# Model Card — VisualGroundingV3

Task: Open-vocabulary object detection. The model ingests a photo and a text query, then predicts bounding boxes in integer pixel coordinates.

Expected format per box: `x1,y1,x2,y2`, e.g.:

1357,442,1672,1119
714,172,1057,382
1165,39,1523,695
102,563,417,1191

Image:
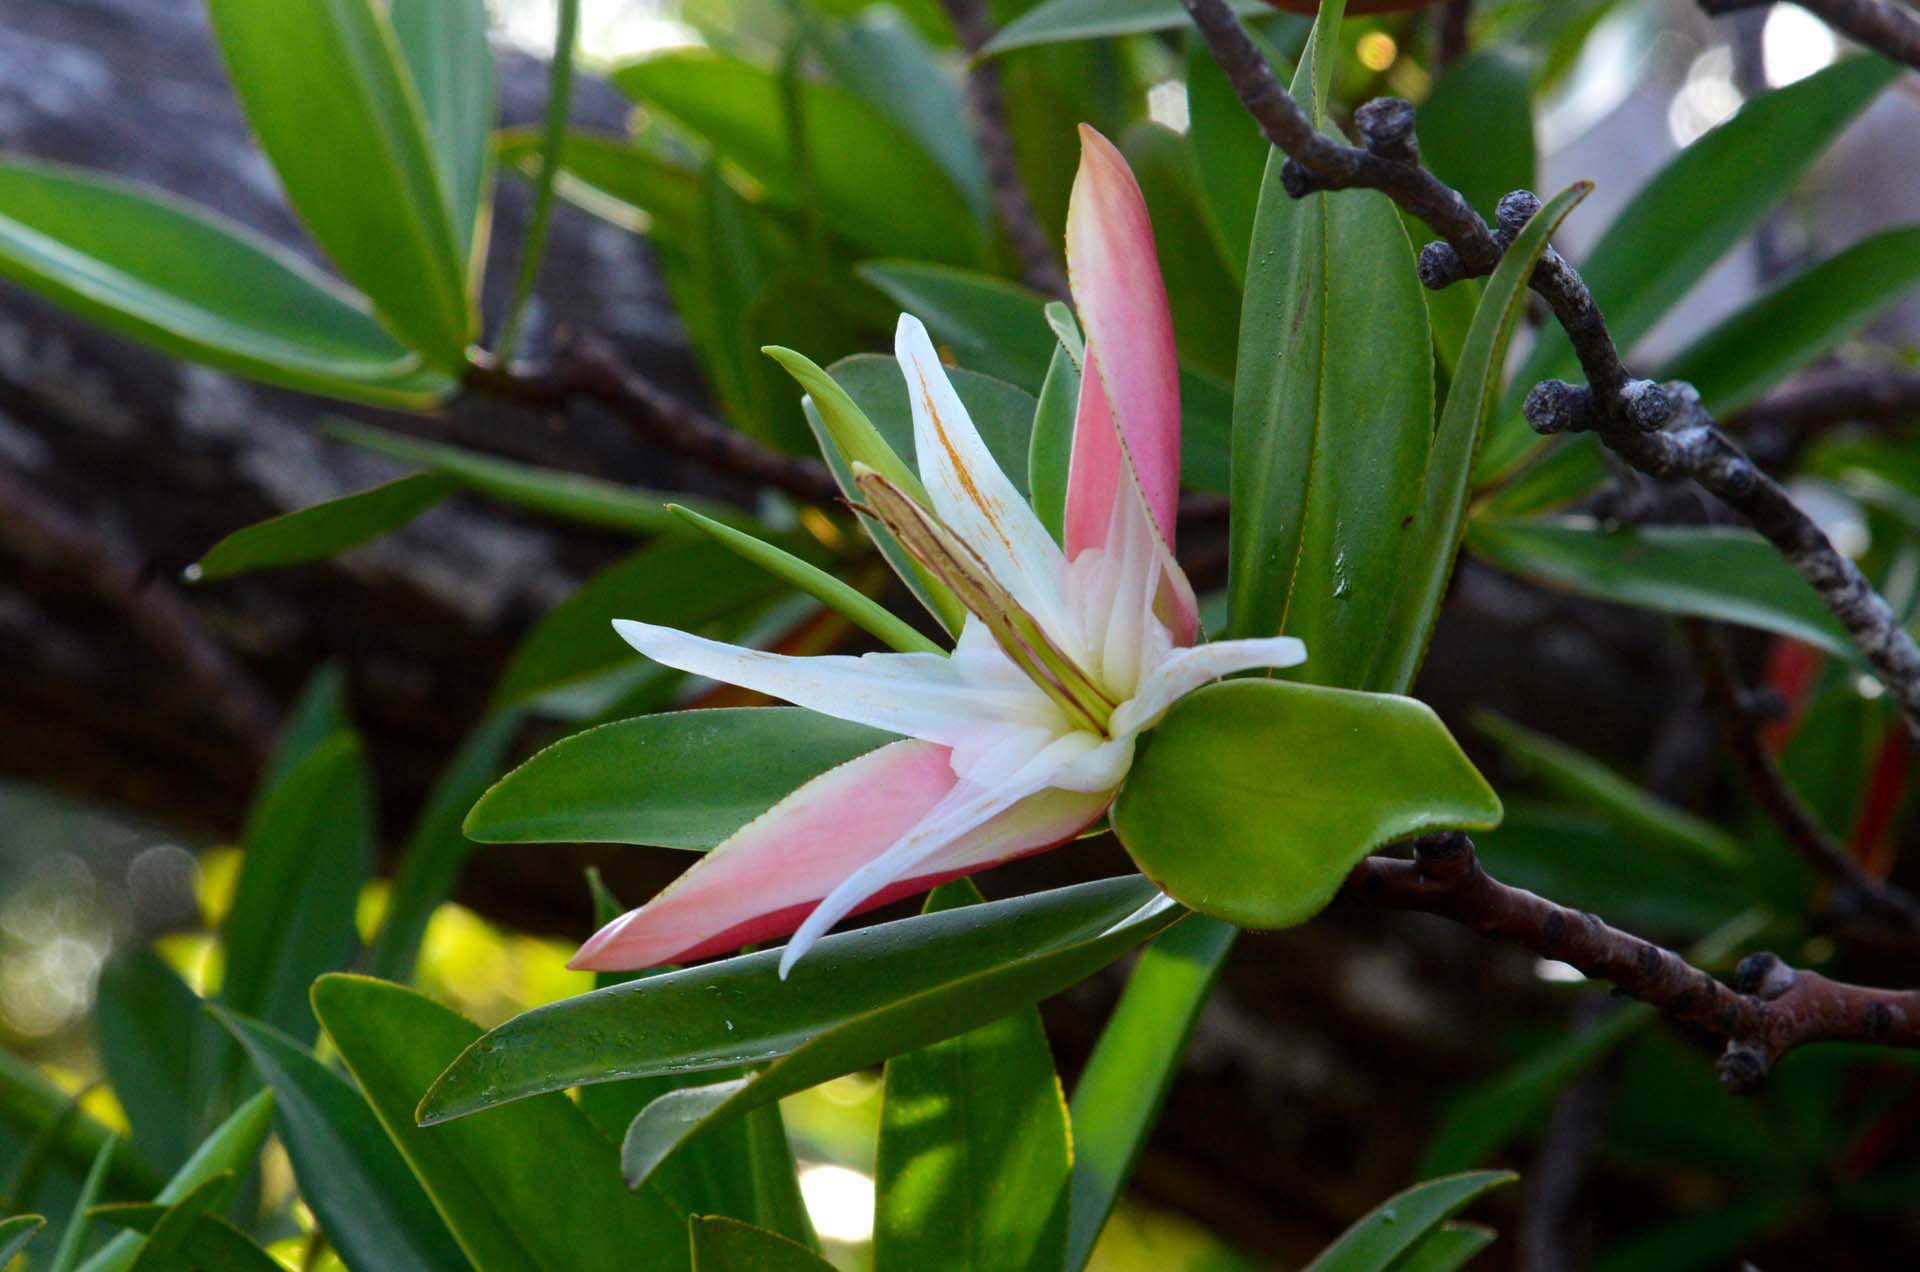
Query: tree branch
1685,620,1920,939
1723,366,1920,439
467,338,843,505
1701,0,1920,70
939,0,1070,300
1435,0,1473,72
1180,0,1920,735
1341,834,1920,1091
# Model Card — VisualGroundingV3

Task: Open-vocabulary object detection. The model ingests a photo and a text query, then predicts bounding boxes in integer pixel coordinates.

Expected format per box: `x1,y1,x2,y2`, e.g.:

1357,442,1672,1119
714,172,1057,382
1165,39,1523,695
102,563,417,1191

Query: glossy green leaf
1369,184,1589,694
1657,226,1920,414
368,709,525,982
1122,122,1240,381
983,0,1269,55
328,420,715,537
418,878,1181,1131
1228,10,1435,688
92,949,203,1172
1417,51,1536,222
691,1217,835,1272
49,1136,117,1272
495,130,701,237
389,0,493,268
0,1215,45,1264
1304,1171,1515,1272
874,882,1071,1272
1419,1002,1653,1177
0,160,450,406
222,733,374,1043
1480,54,1902,478
207,0,472,366
1476,711,1743,868
1389,1224,1498,1272
1466,517,1855,659
493,0,578,362
464,708,894,848
493,538,784,709
813,11,989,228
1065,916,1235,1272
1113,680,1501,929
1185,31,1292,282
1029,339,1081,545
190,473,454,582
312,976,691,1272
615,51,980,264
668,505,940,655
858,262,1056,391
213,1007,467,1272
95,1196,282,1272
76,1091,275,1272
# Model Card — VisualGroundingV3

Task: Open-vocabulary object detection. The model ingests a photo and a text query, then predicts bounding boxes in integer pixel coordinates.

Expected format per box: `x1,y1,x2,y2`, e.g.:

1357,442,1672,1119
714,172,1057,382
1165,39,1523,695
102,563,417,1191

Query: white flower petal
1111,636,1309,739
613,619,1059,745
895,315,1079,654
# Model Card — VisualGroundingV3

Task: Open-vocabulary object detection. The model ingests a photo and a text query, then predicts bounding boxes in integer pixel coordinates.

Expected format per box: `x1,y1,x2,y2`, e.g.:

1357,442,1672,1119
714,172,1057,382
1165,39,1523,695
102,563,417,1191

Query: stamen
853,467,1115,733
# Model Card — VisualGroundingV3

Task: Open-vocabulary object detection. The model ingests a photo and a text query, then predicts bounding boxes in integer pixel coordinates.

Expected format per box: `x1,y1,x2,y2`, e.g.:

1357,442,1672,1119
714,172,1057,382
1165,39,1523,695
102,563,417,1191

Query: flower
572,126,1306,977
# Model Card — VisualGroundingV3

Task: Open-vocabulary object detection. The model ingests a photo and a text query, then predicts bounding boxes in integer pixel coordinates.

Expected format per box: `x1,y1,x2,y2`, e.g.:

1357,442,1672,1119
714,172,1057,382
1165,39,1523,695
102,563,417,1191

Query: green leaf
1185,31,1292,282
1304,1171,1515,1272
495,130,701,238
813,11,989,229
668,505,940,655
368,709,524,983
327,420,716,537
983,0,1269,55
93,950,203,1171
1419,1002,1653,1177
0,160,450,407
1227,11,1435,690
417,878,1181,1131
190,473,454,582
874,882,1071,1272
493,537,785,709
1656,226,1920,415
1466,517,1855,660
691,1217,836,1272
1388,1224,1498,1272
615,50,981,264
263,663,351,790
1475,712,1743,868
49,1136,117,1272
1416,51,1536,222
75,1091,275,1272
212,1007,467,1272
0,1052,159,1203
1369,184,1589,694
206,0,471,366
493,0,579,363
1121,122,1240,382
311,976,691,1272
464,708,895,848
1065,916,1235,1272
1112,680,1501,929
0,1215,45,1264
96,1197,282,1272
222,733,374,1043
389,0,494,268
1029,340,1081,545
1479,54,1903,478
857,262,1056,391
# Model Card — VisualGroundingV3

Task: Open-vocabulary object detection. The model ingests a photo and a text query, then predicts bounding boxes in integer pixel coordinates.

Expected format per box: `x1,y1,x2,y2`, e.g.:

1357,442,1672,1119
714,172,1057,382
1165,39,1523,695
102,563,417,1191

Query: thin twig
467,338,843,504
1702,0,1920,70
0,466,278,754
1180,0,1920,735
1341,834,1920,1091
1684,620,1920,937
493,0,581,362
940,0,1071,300
1724,367,1920,439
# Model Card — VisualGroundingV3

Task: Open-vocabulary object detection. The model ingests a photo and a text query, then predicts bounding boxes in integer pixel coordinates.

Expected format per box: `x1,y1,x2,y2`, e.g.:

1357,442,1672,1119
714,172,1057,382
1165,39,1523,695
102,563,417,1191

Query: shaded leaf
984,0,1269,55
389,0,494,266
191,473,454,582
691,1217,835,1272
93,950,203,1171
1304,1171,1515,1272
1417,51,1536,222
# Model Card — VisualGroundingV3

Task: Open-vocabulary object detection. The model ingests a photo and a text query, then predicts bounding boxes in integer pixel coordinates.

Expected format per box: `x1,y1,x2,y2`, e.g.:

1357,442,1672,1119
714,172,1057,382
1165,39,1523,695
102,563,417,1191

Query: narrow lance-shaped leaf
0,160,450,407
389,0,494,270
492,0,578,362
1303,1171,1516,1272
982,0,1271,56
190,473,455,582
206,0,473,366
49,1135,117,1272
93,949,205,1172
691,1217,836,1272
0,1216,45,1265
